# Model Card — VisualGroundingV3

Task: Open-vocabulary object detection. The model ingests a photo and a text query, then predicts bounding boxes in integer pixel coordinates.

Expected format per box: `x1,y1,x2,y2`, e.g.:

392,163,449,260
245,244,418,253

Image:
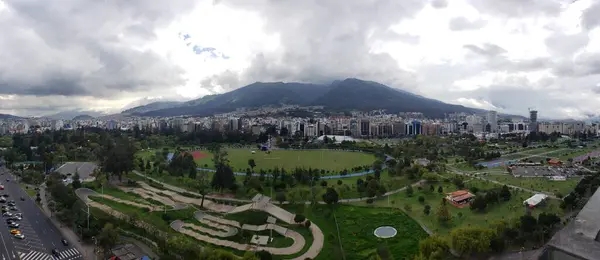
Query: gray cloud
467,0,568,17
463,43,507,57
430,0,448,9
0,0,195,98
449,17,487,31
544,31,589,56
582,1,600,30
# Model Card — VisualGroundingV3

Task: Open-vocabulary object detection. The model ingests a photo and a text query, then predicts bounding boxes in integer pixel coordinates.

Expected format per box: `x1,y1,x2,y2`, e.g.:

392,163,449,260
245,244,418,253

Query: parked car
10,229,20,235
13,233,24,239
51,249,60,257
2,212,12,217
8,223,19,228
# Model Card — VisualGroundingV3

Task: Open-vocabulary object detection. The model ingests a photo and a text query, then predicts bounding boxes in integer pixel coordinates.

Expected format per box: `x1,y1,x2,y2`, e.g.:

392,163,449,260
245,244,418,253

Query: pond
373,226,397,239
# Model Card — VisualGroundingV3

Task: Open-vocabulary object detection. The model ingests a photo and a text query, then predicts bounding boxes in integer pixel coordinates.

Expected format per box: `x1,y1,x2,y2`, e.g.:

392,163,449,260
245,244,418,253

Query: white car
2,212,12,217
13,233,24,239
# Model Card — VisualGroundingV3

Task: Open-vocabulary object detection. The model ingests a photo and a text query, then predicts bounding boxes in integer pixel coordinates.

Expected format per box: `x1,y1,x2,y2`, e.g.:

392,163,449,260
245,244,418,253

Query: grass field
139,148,376,173
285,204,427,260
484,174,580,196
355,179,564,234
194,149,376,172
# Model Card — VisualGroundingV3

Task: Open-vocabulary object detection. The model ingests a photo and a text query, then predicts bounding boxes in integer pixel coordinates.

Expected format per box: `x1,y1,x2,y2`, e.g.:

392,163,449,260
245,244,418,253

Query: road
0,167,83,260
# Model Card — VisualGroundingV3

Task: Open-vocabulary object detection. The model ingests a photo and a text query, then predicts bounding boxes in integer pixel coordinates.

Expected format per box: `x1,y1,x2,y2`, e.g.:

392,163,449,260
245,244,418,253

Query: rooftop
543,188,600,260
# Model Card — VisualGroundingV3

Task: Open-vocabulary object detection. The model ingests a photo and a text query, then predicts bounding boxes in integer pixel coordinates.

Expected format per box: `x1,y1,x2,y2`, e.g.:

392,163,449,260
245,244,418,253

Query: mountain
121,101,183,115
142,78,478,117
142,82,329,117
312,78,477,116
72,114,95,121
45,110,107,120
0,113,21,119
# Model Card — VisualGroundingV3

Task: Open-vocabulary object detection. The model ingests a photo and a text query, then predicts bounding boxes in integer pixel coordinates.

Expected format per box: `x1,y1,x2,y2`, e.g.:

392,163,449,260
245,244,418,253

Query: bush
366,198,374,204
418,196,425,204
294,214,306,223
304,221,312,228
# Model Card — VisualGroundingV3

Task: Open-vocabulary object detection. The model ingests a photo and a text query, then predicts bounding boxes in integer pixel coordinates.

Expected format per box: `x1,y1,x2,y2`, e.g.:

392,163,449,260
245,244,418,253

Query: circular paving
373,226,397,239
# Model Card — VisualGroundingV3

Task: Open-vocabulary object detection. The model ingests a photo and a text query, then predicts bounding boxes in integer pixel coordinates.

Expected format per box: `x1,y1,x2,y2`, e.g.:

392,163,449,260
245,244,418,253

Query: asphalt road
0,167,83,260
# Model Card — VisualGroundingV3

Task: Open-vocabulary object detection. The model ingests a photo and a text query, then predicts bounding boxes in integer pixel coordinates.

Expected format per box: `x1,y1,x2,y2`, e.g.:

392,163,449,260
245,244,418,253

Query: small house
445,190,475,205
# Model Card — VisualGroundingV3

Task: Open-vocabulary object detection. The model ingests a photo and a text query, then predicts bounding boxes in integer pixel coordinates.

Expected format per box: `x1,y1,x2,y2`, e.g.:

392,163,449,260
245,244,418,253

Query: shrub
366,198,374,204
418,196,425,204
304,221,312,228
294,214,306,223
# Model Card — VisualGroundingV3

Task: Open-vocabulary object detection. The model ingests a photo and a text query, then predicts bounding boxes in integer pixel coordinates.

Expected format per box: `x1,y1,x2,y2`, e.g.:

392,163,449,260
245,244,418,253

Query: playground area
76,182,323,260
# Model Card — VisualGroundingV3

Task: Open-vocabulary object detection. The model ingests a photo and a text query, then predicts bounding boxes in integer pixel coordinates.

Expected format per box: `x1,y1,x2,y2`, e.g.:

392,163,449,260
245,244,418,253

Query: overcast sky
1,0,600,119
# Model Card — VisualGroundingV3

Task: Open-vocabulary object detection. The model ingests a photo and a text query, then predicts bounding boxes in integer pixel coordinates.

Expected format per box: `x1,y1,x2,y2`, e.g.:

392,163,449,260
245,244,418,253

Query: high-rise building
360,119,370,136
529,110,538,133
487,110,498,133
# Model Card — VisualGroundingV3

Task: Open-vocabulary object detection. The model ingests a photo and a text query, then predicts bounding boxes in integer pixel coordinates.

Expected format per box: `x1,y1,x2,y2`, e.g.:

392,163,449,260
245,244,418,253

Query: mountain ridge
0,113,21,120
139,78,479,118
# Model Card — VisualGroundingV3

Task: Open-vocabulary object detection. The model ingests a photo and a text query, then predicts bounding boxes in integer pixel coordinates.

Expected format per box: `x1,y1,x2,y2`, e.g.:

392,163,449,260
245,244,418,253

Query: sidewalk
39,185,96,260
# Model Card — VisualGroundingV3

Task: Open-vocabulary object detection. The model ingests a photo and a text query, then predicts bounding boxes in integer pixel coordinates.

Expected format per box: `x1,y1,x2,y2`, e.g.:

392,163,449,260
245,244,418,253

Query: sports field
193,149,375,172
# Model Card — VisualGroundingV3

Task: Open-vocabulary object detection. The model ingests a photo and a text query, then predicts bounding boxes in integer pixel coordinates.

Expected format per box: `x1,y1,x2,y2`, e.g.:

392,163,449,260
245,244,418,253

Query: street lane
0,167,83,260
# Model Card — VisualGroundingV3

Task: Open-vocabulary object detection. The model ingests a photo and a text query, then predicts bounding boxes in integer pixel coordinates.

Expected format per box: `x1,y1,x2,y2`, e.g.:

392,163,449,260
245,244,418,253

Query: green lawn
20,184,37,197
88,196,196,231
141,148,376,173
484,174,580,196
354,179,564,235
285,204,427,260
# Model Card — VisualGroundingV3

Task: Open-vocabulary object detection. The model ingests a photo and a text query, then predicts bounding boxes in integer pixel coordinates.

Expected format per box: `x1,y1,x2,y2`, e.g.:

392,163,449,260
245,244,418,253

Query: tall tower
487,110,498,133
529,109,538,132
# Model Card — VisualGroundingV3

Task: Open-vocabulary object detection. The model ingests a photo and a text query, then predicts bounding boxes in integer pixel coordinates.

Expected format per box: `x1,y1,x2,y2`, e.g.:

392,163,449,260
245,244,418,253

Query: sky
1,0,600,119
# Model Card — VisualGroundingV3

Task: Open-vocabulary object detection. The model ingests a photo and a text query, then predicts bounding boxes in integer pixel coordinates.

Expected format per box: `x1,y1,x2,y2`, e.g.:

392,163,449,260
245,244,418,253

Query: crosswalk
18,248,82,260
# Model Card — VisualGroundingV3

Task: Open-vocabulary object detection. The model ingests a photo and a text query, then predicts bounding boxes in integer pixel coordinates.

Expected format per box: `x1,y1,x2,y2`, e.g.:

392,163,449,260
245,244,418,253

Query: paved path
448,167,559,199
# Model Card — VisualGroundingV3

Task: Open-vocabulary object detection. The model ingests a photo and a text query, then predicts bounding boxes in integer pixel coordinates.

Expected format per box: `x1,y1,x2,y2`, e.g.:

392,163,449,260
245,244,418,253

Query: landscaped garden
284,204,428,260
354,178,564,235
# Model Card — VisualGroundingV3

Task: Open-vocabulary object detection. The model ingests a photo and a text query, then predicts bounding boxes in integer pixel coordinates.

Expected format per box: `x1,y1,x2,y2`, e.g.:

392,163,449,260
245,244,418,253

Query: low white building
524,193,549,208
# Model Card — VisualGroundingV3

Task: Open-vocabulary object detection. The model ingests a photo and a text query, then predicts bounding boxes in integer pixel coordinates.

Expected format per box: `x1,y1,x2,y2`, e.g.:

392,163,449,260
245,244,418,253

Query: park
13,129,600,260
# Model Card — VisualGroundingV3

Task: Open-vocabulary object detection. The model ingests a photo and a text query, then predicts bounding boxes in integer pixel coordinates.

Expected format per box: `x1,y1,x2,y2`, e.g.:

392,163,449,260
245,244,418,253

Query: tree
188,167,197,179
437,199,451,224
71,172,82,189
275,192,286,204
423,205,431,215
418,235,449,260
322,187,339,205
248,159,256,171
210,144,235,191
405,185,414,197
422,172,439,183
418,196,425,204
429,184,435,193
437,186,443,194
470,196,487,212
499,185,511,201
97,223,120,253
450,227,494,256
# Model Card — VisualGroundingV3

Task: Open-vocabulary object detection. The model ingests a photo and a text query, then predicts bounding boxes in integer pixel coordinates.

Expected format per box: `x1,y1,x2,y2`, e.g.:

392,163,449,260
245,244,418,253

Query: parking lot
8,213,47,253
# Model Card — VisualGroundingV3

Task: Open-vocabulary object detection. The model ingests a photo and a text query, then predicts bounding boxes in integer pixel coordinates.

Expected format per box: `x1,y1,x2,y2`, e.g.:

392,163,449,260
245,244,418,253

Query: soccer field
194,149,376,172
